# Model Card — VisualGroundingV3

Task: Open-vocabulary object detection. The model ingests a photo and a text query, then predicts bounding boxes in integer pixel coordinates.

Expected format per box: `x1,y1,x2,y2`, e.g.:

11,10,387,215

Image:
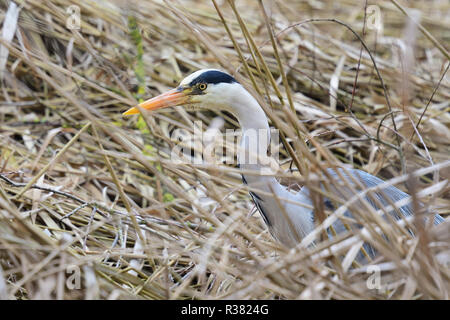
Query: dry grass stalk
0,0,449,299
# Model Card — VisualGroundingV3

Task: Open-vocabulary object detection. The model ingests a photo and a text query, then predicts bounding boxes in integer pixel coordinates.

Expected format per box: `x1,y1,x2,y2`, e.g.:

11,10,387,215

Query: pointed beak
123,87,190,116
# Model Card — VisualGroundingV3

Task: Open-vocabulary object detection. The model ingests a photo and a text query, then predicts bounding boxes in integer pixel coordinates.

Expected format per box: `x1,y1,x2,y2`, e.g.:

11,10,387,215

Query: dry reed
0,0,449,299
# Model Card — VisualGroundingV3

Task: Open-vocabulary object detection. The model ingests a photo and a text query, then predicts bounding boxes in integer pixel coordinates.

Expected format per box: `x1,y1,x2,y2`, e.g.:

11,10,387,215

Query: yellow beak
122,88,190,116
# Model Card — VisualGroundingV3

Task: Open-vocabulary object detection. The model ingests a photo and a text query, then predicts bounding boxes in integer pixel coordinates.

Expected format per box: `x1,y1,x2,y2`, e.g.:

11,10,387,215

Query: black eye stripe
189,70,238,86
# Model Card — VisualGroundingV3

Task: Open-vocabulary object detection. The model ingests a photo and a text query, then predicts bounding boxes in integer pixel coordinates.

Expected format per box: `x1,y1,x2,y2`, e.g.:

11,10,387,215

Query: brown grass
0,0,449,299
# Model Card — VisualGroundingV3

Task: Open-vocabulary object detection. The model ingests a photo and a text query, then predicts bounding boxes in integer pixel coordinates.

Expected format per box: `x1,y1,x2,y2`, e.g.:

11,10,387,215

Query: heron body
123,69,444,255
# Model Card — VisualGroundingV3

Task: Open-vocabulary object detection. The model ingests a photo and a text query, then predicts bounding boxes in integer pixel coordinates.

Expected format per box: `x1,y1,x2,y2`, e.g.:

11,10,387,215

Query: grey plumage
265,168,444,260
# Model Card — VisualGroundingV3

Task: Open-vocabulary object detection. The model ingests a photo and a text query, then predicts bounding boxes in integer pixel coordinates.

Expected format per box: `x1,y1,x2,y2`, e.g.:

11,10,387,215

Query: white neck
225,87,296,230
201,80,314,245
230,87,278,189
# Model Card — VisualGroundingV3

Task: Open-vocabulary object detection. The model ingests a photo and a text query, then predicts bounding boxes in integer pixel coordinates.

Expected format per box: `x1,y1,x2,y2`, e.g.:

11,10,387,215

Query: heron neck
231,89,283,196
230,87,314,245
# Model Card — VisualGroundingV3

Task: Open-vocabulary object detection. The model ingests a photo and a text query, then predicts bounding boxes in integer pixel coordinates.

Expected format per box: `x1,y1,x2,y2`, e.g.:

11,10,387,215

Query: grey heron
123,69,444,257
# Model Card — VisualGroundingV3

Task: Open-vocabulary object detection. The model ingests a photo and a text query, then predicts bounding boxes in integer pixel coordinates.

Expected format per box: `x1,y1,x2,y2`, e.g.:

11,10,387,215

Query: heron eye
198,83,207,91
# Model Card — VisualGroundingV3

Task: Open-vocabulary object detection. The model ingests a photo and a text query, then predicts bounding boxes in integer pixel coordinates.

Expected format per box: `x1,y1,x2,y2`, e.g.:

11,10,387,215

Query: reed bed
0,0,449,299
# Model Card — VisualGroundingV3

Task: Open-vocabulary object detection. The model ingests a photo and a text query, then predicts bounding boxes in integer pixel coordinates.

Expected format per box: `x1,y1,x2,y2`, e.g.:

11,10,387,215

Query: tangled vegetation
0,0,449,299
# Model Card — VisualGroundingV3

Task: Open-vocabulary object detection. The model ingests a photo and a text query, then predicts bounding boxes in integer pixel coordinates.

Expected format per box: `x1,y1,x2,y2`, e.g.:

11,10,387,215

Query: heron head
122,69,240,115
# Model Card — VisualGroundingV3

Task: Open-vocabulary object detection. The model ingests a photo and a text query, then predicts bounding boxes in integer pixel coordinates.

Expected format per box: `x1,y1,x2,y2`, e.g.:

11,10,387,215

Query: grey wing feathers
249,191,272,227
325,168,444,225
327,168,411,217
316,168,444,261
